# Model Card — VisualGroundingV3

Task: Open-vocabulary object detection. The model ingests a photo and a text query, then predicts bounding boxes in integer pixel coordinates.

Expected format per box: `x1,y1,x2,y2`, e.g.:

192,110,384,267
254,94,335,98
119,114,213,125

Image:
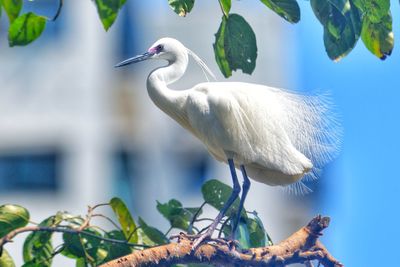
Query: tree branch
100,215,343,267
0,226,149,251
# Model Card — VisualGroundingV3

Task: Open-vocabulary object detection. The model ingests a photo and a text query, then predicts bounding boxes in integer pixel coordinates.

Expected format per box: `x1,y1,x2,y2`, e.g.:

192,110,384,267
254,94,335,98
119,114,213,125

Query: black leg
231,165,251,238
193,158,241,248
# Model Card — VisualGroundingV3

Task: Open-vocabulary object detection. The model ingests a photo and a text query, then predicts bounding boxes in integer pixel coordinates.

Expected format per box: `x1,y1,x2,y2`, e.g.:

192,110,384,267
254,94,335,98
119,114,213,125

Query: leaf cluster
169,0,395,77
0,179,272,266
0,0,396,77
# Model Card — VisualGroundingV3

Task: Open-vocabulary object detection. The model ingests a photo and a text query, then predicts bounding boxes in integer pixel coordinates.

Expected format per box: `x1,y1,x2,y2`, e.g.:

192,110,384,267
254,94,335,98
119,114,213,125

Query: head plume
186,48,217,82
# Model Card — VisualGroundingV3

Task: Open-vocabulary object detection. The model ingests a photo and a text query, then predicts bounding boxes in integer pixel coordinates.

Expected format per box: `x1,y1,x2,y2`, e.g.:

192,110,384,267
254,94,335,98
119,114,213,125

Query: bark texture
100,215,343,267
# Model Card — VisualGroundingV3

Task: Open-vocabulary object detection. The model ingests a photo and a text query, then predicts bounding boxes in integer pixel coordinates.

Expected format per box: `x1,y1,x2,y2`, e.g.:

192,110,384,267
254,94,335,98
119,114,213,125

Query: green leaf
213,14,257,78
353,0,389,23
62,234,86,259
0,204,30,238
100,231,132,263
156,199,201,231
75,258,87,267
54,212,84,227
138,217,168,246
0,0,22,23
259,0,300,23
109,197,138,243
94,0,127,31
311,0,361,61
214,16,231,77
201,179,246,218
250,212,273,246
168,0,194,17
235,220,251,249
223,213,273,249
62,228,102,264
361,11,393,59
8,12,46,47
218,0,231,17
246,217,271,248
22,216,60,267
0,249,16,267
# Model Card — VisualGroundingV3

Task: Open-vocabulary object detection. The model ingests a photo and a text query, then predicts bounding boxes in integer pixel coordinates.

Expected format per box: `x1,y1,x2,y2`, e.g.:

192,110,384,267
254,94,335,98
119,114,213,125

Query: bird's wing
189,83,311,177
223,85,314,174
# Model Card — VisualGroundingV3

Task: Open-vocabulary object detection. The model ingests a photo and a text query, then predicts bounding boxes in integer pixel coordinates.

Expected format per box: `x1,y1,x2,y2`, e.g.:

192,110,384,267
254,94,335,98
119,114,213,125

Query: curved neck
146,54,189,122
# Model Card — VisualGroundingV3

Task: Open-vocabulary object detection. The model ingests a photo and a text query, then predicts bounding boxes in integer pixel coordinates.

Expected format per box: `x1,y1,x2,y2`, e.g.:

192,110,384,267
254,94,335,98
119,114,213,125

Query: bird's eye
156,44,163,53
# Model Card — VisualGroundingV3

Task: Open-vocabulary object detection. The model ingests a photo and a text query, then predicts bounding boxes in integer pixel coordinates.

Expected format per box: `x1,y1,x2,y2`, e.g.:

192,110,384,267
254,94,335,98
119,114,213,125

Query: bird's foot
192,232,240,251
170,232,239,251
170,232,199,242
214,237,240,250
169,231,212,249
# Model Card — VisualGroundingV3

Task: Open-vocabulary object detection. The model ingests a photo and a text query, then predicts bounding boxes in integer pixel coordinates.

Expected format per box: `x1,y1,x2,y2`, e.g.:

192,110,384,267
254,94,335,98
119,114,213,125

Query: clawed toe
170,232,212,250
171,231,240,252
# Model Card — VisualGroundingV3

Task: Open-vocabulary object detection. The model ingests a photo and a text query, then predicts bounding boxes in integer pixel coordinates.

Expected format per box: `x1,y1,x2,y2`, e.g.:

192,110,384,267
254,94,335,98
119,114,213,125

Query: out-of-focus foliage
22,216,59,267
170,0,395,76
0,0,396,76
0,180,273,266
354,0,393,59
218,0,231,17
168,0,194,17
156,199,202,231
259,0,300,23
1,0,22,23
202,179,245,218
94,0,126,31
0,204,30,238
8,12,46,47
0,249,16,267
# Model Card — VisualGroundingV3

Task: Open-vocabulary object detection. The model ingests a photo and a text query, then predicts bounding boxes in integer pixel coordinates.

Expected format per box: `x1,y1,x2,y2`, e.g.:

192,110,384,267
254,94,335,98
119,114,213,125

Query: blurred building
0,0,316,265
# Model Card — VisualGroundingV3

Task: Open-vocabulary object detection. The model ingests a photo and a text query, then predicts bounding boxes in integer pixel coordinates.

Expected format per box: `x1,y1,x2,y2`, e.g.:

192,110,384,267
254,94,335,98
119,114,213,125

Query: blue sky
294,2,400,265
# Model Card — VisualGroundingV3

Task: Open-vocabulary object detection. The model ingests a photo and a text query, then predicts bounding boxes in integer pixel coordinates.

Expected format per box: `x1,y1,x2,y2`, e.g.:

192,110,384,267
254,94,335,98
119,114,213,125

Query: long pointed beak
114,52,154,68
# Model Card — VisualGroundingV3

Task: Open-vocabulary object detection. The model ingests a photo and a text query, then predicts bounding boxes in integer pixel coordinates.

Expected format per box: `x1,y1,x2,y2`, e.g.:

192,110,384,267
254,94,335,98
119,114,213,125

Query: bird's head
115,37,216,81
114,37,188,67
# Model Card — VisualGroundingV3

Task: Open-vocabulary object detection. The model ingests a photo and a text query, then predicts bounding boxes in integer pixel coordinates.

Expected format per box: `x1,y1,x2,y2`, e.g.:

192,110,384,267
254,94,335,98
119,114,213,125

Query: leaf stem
0,226,151,250
92,214,122,231
50,0,63,21
165,226,173,236
188,201,207,234
218,0,229,18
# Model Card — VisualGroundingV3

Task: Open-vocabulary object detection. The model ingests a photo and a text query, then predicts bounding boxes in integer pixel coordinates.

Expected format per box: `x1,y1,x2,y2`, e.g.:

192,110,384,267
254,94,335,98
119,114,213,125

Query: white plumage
115,37,341,241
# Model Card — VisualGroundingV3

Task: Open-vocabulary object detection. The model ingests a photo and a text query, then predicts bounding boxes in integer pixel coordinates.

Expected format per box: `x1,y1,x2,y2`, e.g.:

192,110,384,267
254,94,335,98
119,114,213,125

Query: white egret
115,37,340,247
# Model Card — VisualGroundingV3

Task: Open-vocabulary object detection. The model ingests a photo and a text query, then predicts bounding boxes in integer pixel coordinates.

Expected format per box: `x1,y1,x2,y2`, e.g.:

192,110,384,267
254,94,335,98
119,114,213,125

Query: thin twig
92,214,122,230
92,203,110,210
127,226,141,242
50,0,63,21
30,244,65,266
188,201,206,234
165,227,173,236
0,226,151,249
78,203,111,231
218,215,232,238
194,218,215,223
